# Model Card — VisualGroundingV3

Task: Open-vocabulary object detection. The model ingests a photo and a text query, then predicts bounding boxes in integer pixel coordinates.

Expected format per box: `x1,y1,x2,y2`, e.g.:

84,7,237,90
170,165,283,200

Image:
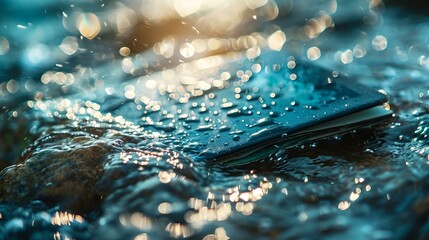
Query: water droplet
221,102,236,109
185,117,200,123
249,126,289,140
227,109,242,117
179,114,189,119
249,118,275,128
119,47,131,57
232,135,240,141
269,111,279,117
290,101,299,106
230,130,245,135
196,124,213,132
303,105,319,110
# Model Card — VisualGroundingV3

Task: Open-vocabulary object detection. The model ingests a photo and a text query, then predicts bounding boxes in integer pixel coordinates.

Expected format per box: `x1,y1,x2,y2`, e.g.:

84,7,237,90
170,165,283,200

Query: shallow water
1,0,429,239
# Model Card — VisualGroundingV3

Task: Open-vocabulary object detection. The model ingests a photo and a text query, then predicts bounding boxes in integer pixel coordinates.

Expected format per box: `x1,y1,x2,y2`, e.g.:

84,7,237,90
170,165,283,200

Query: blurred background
0,0,424,81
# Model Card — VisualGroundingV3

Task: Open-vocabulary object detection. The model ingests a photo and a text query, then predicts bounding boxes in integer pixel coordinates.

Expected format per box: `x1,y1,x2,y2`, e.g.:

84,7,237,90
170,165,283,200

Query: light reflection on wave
1,0,429,239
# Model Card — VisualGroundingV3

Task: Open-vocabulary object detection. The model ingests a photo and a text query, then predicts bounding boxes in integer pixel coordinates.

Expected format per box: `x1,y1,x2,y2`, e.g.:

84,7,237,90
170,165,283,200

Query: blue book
121,52,392,166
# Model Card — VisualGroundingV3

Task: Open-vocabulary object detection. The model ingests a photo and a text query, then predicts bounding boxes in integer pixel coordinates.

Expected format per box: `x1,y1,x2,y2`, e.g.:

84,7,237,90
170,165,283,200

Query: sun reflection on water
4,0,429,239
77,12,101,40
119,212,152,230
51,211,84,226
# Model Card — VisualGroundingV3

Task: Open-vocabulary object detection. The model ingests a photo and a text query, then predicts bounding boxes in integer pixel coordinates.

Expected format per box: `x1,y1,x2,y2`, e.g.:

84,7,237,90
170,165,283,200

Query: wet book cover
118,51,392,166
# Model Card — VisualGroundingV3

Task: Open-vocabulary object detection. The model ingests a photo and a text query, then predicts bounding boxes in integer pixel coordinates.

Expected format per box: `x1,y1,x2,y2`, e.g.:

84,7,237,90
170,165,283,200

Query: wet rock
0,133,109,213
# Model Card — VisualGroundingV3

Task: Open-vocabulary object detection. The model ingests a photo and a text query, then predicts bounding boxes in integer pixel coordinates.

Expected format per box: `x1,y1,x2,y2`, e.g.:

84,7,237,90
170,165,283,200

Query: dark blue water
1,1,429,239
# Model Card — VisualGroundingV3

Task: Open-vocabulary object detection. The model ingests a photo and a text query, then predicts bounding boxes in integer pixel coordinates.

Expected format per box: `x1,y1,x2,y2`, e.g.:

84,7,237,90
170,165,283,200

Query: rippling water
1,0,429,239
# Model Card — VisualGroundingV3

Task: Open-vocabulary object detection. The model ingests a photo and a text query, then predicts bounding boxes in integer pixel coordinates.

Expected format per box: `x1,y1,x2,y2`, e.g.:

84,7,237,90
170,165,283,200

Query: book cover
125,51,391,166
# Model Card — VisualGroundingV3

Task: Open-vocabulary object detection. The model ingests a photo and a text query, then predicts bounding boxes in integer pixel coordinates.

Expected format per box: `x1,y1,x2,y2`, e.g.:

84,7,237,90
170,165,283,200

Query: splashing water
1,0,429,239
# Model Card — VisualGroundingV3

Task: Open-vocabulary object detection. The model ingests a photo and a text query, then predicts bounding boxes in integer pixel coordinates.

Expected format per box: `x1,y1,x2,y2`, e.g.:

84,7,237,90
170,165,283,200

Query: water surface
1,1,429,239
